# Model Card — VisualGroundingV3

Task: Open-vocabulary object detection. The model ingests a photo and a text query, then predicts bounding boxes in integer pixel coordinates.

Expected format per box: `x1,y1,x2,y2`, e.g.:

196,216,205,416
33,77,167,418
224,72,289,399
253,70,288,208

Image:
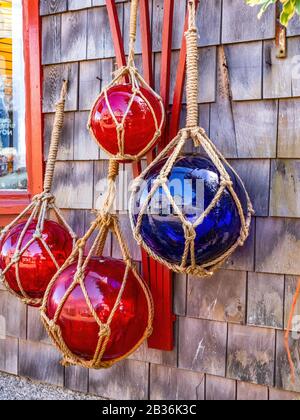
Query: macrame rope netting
129,0,254,277
87,0,165,162
40,160,154,369
0,80,77,306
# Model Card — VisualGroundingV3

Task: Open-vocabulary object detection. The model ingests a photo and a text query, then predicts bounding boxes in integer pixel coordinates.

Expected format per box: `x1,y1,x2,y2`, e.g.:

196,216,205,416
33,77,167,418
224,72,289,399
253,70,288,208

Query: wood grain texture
19,340,64,386
43,63,79,113
40,0,67,16
232,100,278,158
58,209,86,238
150,365,205,400
178,317,227,377
0,291,26,339
173,273,187,317
227,324,275,387
210,46,238,158
278,99,300,158
27,306,51,344
229,159,270,217
225,42,262,101
52,161,94,209
44,112,74,161
276,330,300,393
270,160,300,218
79,60,101,111
42,15,61,65
206,375,236,401
87,5,123,59
89,359,149,400
269,387,300,401
197,0,222,47
247,272,284,329
223,218,255,272
61,11,88,62
74,111,99,160
65,366,89,393
237,381,268,400
287,14,300,37
0,337,18,375
256,217,300,276
222,0,275,44
263,37,300,99
68,0,92,10
187,270,246,324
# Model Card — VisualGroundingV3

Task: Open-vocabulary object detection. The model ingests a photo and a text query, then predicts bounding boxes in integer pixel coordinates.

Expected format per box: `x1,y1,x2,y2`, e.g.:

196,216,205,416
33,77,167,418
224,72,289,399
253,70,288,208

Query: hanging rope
88,0,165,162
285,277,300,384
129,0,254,277
40,159,154,369
0,80,77,306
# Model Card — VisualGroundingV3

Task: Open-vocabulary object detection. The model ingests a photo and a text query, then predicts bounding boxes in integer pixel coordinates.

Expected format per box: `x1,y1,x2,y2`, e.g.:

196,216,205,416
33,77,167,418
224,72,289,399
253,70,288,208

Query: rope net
40,160,154,369
129,0,254,277
0,81,77,306
87,0,165,162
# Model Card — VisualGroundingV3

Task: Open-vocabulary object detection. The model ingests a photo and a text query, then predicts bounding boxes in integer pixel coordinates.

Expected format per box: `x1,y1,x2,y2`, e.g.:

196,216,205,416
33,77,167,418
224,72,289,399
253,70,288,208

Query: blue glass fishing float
129,0,253,277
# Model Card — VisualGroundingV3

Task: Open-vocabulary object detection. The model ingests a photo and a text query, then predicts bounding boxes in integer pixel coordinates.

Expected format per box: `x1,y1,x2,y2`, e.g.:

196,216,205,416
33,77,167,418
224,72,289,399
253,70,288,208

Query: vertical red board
105,0,198,351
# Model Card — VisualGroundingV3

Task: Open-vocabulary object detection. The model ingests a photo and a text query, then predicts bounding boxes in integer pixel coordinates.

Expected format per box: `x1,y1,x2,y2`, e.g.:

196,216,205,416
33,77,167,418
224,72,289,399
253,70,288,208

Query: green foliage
246,0,300,26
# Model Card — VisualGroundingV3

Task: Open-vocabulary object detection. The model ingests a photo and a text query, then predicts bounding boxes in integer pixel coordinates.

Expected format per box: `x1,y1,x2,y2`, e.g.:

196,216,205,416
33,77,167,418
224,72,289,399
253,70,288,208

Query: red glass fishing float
46,257,150,361
40,161,153,369
88,0,164,163
0,80,77,307
89,83,164,162
0,220,73,305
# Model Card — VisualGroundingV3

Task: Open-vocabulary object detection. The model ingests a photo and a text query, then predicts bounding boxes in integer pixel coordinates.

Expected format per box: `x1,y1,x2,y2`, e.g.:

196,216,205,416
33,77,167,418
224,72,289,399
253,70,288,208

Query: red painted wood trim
106,0,127,68
105,0,177,351
140,0,153,86
170,0,199,140
0,0,43,224
147,0,175,351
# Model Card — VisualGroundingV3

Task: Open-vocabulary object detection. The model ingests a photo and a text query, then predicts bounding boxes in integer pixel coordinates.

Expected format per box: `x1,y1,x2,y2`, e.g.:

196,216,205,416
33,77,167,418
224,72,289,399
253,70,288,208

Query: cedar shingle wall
1,0,300,400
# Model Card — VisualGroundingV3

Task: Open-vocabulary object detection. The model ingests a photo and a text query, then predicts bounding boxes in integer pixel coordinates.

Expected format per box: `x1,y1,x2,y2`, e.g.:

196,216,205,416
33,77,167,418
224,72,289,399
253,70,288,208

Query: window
0,0,26,190
0,0,43,220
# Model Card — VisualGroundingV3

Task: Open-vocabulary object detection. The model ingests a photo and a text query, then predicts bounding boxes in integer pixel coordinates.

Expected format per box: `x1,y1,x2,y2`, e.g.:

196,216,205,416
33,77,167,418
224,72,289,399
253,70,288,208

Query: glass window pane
0,0,27,190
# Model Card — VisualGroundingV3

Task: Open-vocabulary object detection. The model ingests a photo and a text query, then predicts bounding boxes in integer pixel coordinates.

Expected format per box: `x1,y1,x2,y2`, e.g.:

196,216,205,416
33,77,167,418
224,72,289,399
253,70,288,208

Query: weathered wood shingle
227,324,275,387
222,0,275,44
178,317,227,377
150,365,205,400
187,269,246,324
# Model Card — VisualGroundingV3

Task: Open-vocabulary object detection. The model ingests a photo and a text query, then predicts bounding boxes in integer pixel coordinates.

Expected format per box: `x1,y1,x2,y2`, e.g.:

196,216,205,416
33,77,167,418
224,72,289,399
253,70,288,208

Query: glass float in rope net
45,257,151,362
88,76,165,163
129,127,254,277
130,0,253,277
0,220,73,305
41,161,153,369
0,80,76,306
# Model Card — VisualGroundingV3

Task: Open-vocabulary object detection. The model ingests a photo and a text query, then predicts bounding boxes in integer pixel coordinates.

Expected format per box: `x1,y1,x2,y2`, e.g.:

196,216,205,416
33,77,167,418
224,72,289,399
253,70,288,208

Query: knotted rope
129,0,254,277
88,0,165,162
40,158,154,369
0,80,77,307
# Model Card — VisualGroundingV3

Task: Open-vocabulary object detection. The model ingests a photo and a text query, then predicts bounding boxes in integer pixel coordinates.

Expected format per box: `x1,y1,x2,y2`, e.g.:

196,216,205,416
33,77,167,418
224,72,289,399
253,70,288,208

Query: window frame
0,0,43,222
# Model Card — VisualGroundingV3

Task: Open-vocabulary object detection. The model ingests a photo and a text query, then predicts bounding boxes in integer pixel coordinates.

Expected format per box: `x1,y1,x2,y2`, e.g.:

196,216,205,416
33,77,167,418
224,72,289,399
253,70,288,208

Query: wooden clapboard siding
1,0,300,400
